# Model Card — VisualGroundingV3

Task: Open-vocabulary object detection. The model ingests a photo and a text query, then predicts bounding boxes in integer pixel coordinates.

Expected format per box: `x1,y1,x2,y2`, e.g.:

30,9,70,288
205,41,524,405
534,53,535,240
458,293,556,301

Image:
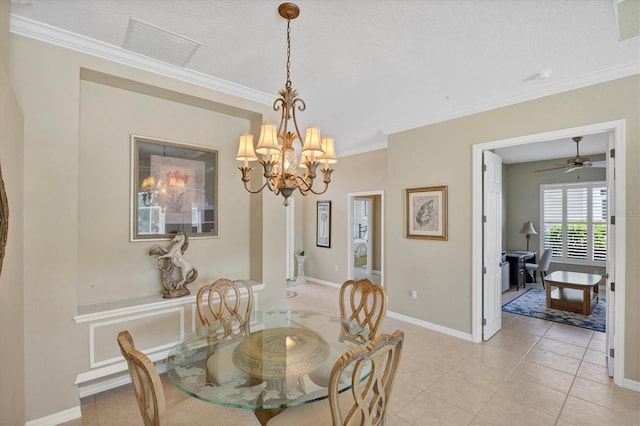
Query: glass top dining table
165,309,370,414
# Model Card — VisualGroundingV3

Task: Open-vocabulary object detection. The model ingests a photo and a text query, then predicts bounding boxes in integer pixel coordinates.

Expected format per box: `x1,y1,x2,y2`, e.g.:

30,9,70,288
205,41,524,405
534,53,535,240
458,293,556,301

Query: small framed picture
316,200,331,248
406,186,448,240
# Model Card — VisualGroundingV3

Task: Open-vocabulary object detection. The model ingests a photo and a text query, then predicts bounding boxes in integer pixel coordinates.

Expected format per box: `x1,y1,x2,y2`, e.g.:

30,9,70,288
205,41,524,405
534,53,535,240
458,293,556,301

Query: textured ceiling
9,0,640,160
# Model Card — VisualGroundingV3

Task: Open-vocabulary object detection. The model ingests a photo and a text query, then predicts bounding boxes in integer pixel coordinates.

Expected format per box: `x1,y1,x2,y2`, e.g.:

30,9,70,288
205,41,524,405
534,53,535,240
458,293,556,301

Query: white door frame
354,197,374,275
471,120,626,386
605,132,616,377
348,191,384,286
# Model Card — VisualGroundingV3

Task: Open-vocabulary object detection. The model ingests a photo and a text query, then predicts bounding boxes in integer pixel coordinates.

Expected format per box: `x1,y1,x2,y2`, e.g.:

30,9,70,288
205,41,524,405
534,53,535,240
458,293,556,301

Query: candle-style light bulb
285,336,296,349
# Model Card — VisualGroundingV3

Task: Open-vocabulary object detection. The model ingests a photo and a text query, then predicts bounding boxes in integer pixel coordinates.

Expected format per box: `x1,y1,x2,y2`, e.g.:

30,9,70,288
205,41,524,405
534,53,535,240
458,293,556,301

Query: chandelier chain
286,17,292,89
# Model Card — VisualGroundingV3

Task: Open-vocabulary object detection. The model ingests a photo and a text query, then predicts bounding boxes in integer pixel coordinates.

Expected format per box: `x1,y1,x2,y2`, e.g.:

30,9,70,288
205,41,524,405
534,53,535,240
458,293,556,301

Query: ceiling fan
534,136,606,173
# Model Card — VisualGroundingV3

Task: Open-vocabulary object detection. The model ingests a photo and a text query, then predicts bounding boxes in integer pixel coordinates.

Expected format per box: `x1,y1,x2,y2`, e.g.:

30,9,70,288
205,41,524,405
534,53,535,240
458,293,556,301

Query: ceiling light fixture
236,2,337,206
533,69,552,80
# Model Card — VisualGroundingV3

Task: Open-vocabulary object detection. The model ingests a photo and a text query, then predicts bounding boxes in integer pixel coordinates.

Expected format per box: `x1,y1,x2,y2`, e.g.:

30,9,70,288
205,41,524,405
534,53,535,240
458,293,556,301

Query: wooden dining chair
196,278,254,385
339,278,386,344
266,330,405,426
117,330,222,426
309,278,387,387
196,278,253,339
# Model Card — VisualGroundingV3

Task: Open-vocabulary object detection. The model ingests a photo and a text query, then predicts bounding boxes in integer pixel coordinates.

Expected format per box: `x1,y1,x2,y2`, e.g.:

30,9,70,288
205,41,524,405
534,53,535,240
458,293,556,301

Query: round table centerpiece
232,327,330,379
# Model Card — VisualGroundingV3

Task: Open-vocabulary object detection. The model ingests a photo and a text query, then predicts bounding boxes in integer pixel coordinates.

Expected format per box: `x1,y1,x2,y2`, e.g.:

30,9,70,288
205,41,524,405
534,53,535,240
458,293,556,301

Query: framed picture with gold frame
131,135,218,241
406,186,448,240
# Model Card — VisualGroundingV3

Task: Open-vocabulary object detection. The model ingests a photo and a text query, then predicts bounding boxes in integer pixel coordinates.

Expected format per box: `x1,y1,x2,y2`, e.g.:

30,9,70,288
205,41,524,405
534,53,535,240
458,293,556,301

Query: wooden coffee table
545,271,602,315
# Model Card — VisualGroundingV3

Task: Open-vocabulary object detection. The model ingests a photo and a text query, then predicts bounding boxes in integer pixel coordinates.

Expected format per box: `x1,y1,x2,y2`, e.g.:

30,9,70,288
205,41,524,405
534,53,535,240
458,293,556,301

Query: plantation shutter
542,188,563,257
592,186,608,262
566,187,588,260
540,182,607,265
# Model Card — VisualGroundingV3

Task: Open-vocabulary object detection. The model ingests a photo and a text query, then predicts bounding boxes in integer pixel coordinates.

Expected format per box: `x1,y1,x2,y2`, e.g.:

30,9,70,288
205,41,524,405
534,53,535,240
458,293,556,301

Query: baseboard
25,406,81,426
78,373,130,399
620,377,640,392
77,360,167,398
307,279,473,341
305,277,341,289
386,310,474,342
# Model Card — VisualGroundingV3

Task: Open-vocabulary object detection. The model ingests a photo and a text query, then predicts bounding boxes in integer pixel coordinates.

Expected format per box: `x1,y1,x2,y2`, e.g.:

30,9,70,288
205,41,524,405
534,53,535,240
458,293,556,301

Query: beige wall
9,33,285,421
388,76,639,381
0,1,25,423
77,77,251,304
0,0,7,66
302,149,387,283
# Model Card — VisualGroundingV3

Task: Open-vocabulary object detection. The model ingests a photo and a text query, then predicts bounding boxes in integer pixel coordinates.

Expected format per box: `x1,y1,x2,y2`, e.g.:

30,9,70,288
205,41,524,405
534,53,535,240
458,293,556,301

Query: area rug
502,288,605,332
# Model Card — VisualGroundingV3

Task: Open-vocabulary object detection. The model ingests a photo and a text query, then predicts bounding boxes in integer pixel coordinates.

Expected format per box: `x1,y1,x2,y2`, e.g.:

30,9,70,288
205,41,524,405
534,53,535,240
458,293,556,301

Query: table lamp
520,221,537,251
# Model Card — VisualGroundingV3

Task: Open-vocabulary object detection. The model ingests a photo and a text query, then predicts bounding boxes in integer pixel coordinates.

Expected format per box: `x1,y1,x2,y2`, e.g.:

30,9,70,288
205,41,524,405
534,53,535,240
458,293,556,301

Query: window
540,182,607,265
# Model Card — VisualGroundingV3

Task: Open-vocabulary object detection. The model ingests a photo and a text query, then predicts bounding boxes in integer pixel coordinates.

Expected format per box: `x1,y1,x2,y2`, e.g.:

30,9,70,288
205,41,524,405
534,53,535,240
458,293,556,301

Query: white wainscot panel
73,282,264,397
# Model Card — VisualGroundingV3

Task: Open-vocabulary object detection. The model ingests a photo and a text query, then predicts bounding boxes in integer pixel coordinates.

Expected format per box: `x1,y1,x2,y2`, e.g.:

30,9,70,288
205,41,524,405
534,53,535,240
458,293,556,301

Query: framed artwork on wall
406,185,448,240
316,200,331,248
131,135,218,241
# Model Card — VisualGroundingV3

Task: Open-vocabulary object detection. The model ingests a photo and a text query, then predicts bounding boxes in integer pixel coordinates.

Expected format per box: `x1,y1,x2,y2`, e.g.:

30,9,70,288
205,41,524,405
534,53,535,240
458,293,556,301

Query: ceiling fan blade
590,160,606,168
534,165,567,173
564,165,582,173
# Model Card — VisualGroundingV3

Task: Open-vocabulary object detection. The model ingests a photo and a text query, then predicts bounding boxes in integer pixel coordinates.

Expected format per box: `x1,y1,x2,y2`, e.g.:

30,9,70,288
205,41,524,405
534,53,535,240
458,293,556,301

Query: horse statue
149,231,198,298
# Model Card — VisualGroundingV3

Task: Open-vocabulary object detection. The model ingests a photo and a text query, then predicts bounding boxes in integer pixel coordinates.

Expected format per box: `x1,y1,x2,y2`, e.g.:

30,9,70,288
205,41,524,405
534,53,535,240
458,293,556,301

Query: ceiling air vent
616,0,640,41
122,17,200,67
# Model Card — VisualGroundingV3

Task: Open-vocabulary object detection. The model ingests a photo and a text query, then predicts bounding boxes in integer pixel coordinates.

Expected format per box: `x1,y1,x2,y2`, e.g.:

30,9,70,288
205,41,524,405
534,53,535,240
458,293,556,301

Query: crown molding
332,60,639,157
10,14,639,158
382,60,640,136
9,14,274,106
338,140,388,159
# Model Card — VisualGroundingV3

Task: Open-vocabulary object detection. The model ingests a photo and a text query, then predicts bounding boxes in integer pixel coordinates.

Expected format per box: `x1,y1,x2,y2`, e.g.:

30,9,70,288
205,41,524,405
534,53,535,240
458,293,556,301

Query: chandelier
236,2,337,206
139,173,188,209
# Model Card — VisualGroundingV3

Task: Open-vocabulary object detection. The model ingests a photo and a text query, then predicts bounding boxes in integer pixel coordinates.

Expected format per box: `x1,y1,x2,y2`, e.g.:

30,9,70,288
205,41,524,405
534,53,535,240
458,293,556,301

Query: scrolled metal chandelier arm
238,166,269,194
294,166,334,196
235,3,337,206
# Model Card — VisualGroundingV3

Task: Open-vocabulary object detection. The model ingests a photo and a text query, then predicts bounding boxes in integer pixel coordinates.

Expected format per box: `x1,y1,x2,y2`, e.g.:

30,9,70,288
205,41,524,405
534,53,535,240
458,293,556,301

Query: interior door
605,135,615,377
483,150,503,340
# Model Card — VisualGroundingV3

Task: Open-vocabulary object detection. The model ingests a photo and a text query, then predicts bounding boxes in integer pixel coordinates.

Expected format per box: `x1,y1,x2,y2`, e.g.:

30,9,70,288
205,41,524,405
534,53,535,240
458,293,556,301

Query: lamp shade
318,136,337,164
520,221,538,235
256,122,281,156
141,176,155,191
236,133,258,161
301,126,324,156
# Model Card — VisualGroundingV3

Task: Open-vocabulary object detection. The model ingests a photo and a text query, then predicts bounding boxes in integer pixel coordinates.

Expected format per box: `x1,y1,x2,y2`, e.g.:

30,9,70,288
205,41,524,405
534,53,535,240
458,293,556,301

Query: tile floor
353,266,382,285
62,282,639,426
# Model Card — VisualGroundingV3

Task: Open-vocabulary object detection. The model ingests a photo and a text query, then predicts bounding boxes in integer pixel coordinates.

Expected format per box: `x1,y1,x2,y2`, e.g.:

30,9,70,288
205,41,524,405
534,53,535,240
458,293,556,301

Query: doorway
348,191,384,286
471,120,626,386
